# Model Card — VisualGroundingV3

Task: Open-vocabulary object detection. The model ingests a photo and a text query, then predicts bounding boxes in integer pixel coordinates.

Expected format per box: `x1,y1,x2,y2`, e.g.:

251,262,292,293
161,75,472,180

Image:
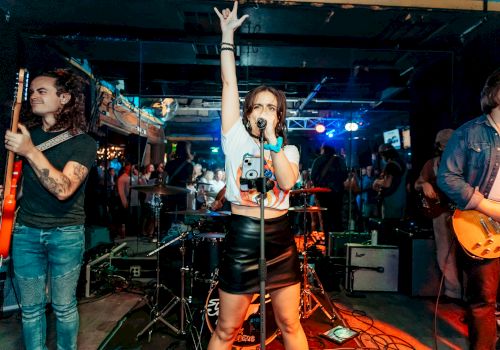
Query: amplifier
85,225,112,251
345,243,399,292
328,232,370,257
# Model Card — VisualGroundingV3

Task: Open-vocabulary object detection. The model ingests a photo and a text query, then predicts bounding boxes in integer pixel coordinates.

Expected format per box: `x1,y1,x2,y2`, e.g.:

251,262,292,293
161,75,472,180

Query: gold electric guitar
452,208,500,259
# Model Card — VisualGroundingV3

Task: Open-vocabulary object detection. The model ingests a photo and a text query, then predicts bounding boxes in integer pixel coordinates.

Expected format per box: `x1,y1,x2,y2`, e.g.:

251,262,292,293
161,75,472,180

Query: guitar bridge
488,217,500,234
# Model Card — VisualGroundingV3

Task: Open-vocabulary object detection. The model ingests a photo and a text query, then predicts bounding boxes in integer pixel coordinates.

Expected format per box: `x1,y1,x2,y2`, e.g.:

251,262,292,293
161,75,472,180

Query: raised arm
214,1,249,134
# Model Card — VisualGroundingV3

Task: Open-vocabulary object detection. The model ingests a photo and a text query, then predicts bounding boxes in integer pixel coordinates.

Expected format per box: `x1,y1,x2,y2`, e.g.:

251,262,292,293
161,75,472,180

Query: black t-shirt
17,127,97,228
165,158,193,187
311,154,348,192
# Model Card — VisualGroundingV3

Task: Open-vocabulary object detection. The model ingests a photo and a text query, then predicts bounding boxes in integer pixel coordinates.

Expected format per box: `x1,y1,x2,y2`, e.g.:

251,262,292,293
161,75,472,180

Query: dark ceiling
1,0,499,161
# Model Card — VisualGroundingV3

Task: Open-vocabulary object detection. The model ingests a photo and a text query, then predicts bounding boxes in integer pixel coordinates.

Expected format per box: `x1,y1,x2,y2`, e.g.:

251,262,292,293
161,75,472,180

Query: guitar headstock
13,68,29,105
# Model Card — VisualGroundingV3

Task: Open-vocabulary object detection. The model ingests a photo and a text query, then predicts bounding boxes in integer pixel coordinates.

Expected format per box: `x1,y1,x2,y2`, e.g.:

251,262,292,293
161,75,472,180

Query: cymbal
288,205,327,213
290,187,332,195
167,209,231,217
131,183,190,195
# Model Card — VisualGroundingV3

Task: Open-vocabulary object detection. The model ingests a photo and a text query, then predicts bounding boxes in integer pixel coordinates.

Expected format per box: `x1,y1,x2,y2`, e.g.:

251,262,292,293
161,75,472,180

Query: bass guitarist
414,129,462,304
3,69,97,350
437,68,500,350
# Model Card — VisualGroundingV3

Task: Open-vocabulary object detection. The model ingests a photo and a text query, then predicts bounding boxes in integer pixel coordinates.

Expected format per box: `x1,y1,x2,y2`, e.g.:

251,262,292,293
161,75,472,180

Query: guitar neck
2,69,24,198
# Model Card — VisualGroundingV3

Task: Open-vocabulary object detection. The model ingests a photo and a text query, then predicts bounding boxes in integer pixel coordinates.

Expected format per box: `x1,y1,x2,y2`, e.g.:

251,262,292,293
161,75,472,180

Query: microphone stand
258,127,267,350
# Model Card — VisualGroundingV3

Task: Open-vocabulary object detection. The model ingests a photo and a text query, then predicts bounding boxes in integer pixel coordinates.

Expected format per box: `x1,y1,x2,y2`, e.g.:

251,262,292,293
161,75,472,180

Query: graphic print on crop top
236,152,288,208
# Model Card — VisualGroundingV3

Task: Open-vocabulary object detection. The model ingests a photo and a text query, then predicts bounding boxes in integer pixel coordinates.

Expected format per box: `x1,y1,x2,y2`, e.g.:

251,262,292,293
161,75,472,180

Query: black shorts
218,213,301,294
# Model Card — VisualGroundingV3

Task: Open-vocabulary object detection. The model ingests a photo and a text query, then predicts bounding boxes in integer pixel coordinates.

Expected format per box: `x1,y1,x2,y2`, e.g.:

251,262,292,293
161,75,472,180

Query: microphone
256,118,267,130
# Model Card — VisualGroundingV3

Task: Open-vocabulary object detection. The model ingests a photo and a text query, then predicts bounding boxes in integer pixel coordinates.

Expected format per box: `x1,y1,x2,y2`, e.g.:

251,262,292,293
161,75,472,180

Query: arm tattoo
39,168,71,196
73,164,88,182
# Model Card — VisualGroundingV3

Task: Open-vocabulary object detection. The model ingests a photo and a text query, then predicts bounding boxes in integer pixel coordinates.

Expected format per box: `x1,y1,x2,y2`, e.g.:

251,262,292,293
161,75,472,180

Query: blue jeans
12,224,84,350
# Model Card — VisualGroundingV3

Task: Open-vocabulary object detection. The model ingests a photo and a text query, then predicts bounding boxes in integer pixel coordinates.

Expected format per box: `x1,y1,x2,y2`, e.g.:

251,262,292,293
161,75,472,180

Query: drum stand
298,193,336,323
136,195,197,344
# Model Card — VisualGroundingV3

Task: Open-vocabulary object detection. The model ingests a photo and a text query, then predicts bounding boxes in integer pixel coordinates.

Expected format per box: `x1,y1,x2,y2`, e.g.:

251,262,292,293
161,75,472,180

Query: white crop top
222,119,300,210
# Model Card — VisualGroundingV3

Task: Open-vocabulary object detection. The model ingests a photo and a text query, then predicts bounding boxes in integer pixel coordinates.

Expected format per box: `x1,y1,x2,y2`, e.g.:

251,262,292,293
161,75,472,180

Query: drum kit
130,182,337,348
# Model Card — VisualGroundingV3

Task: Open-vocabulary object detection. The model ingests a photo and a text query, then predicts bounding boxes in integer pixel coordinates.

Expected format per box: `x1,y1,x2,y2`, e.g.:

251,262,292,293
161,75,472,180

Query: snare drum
205,281,279,349
193,233,225,281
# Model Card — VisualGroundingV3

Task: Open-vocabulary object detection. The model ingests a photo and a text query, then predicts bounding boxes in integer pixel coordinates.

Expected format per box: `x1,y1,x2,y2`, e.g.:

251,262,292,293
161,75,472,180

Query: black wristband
220,47,235,52
221,42,235,48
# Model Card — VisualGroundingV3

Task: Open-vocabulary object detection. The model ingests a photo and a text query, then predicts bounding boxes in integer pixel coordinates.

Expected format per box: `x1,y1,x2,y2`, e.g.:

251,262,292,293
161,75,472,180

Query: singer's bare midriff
231,203,287,219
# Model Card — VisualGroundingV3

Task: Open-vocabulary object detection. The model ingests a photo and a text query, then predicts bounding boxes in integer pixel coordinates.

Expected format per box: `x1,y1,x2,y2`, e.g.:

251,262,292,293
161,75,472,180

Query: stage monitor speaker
328,232,370,257
345,243,399,292
85,225,112,251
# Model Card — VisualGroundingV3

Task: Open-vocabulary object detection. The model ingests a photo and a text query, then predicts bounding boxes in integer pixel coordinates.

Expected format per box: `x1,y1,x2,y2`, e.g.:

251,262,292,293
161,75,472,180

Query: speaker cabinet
345,243,399,292
328,232,370,257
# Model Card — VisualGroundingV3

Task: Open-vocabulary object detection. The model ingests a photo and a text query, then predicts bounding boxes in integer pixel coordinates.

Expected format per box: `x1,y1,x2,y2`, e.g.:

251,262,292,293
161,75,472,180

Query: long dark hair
242,85,288,144
24,68,88,134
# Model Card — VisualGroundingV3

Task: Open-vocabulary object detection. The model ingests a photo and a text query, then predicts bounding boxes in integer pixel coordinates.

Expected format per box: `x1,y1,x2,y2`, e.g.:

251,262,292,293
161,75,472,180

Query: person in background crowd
117,162,140,238
4,68,97,350
208,2,308,349
311,142,348,241
164,141,194,228
192,162,203,183
358,165,378,231
415,128,462,304
197,169,215,208
373,143,407,244
438,68,500,349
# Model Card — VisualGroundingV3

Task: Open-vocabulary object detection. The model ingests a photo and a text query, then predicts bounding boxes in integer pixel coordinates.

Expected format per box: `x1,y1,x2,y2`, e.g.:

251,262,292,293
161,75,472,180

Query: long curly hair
242,85,288,145
24,68,88,134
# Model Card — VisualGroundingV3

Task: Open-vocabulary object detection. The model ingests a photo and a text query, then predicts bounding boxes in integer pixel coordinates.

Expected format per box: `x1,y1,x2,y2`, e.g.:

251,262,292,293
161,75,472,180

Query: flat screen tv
383,129,401,149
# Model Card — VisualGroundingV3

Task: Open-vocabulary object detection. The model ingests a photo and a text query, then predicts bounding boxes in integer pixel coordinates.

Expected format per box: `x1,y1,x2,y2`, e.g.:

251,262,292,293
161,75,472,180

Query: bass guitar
0,68,27,262
452,205,500,259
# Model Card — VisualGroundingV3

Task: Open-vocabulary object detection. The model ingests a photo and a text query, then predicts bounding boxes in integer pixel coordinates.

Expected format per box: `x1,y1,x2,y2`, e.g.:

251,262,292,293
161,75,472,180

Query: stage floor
1,236,468,349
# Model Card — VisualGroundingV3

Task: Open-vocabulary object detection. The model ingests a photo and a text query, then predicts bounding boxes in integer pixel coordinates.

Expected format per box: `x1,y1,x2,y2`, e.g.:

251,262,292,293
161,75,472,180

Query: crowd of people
86,154,229,241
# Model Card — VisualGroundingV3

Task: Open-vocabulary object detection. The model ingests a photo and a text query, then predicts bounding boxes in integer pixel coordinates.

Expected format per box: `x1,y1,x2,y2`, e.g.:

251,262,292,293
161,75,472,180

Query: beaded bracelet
221,42,235,48
264,136,283,153
220,47,235,52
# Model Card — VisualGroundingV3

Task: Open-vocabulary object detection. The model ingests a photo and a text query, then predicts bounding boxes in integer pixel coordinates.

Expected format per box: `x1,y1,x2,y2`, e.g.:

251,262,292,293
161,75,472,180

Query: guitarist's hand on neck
4,124,36,158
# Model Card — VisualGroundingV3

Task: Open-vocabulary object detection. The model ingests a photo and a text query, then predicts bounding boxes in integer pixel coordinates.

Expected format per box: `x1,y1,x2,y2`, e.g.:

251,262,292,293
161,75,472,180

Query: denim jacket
437,114,500,210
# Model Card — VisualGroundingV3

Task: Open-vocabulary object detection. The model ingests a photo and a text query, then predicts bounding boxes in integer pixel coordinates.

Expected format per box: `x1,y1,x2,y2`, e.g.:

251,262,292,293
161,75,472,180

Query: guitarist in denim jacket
437,68,500,350
415,129,462,304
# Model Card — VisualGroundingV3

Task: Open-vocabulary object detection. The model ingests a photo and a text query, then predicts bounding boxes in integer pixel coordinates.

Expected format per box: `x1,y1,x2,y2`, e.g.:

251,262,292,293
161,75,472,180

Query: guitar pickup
480,218,493,238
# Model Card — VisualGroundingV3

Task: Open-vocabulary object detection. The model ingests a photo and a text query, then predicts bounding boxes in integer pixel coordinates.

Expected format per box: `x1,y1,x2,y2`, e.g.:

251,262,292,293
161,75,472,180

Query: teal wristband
264,136,283,153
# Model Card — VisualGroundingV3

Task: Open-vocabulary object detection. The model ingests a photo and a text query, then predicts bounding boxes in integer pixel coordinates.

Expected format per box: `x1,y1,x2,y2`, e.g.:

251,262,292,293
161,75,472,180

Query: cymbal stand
137,217,197,344
298,192,336,323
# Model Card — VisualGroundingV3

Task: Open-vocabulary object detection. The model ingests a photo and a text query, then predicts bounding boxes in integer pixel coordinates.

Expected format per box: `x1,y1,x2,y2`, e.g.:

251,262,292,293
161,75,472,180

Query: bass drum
205,281,279,349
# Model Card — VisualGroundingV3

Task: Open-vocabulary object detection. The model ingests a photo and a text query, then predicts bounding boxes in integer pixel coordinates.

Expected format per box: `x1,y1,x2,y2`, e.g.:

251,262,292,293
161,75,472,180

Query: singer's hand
214,1,249,34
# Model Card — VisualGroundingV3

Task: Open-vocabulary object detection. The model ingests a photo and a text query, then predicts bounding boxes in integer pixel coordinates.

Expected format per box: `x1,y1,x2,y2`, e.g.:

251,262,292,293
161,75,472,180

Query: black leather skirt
218,213,301,294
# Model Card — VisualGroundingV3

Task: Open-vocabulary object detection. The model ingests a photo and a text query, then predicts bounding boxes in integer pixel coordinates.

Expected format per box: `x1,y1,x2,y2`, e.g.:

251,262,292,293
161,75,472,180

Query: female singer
208,2,308,349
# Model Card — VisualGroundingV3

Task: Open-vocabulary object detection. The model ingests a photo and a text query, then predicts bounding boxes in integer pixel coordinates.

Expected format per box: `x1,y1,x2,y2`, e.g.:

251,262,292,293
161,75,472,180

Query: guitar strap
36,130,84,152
15,130,84,200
